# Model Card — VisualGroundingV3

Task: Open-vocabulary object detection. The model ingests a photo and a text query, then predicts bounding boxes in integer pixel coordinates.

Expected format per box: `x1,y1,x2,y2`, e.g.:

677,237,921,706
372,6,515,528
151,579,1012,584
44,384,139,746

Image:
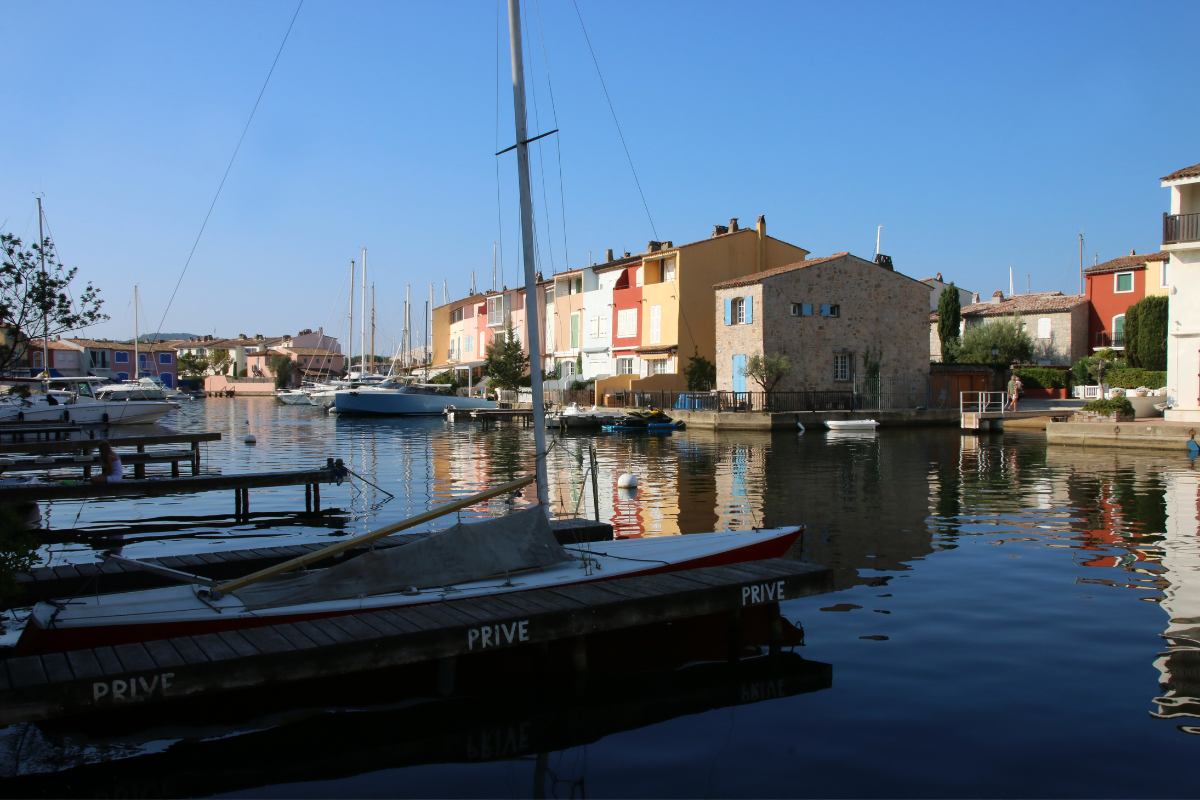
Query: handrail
214,474,537,595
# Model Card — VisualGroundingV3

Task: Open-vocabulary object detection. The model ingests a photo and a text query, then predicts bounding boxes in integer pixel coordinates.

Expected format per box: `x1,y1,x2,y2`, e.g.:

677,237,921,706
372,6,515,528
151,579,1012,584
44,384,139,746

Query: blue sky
2,1,1196,345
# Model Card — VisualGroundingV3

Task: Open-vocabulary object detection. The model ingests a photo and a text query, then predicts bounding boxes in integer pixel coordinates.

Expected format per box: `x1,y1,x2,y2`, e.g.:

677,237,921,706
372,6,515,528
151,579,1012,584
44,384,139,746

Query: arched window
1112,314,1126,348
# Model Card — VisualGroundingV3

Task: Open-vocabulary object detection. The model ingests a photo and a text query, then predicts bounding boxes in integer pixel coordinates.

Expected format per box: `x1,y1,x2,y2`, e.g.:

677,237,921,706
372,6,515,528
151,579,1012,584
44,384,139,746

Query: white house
920,273,975,313
1162,161,1200,421
581,261,617,380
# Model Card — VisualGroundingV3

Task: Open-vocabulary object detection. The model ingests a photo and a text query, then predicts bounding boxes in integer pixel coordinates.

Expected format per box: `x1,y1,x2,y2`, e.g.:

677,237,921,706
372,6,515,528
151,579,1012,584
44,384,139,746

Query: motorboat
275,388,314,406
602,408,684,432
0,378,176,425
331,381,497,416
17,506,802,654
825,419,879,431
94,376,185,402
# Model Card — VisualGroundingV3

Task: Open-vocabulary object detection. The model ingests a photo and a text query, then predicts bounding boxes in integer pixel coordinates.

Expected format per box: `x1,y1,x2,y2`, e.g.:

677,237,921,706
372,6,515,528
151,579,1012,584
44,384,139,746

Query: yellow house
597,216,809,397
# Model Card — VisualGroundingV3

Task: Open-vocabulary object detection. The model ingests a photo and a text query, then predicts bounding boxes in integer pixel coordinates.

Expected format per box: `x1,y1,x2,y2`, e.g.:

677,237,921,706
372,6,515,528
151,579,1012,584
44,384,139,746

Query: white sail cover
234,506,570,610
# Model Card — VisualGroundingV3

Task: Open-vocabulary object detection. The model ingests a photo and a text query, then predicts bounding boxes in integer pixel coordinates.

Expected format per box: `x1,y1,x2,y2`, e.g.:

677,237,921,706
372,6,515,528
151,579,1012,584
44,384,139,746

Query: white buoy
617,473,638,488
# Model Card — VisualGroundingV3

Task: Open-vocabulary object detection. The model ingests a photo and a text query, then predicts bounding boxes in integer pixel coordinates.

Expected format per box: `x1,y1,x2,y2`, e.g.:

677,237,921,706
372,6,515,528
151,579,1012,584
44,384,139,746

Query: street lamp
990,345,999,359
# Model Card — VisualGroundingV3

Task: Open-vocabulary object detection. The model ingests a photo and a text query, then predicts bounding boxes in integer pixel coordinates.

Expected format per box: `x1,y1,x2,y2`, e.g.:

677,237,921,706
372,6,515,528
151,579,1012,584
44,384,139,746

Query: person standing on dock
1006,374,1022,412
89,441,124,484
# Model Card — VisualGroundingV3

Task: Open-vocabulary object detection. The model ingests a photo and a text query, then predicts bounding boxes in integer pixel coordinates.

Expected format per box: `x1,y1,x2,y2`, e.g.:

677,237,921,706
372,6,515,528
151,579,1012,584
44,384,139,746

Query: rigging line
148,0,304,347
533,0,571,273
33,207,79,319
571,0,658,240
523,0,556,275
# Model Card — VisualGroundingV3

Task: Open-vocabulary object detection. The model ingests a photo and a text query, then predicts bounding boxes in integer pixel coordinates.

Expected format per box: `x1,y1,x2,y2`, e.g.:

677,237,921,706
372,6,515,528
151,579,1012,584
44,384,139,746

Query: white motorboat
825,419,879,431
332,381,496,416
274,388,314,406
95,376,184,402
0,379,175,425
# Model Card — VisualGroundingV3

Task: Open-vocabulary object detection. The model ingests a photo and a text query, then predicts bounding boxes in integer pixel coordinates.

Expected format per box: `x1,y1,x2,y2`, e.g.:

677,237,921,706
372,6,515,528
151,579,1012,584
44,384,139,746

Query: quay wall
203,376,276,396
1047,421,1199,451
672,409,959,430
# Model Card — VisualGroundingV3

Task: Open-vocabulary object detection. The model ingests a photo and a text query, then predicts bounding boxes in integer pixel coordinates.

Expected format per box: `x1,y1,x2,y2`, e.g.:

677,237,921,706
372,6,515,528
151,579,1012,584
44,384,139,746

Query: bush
1127,295,1168,370
428,370,460,394
1081,397,1134,416
1104,369,1167,390
959,316,1034,366
1014,366,1069,389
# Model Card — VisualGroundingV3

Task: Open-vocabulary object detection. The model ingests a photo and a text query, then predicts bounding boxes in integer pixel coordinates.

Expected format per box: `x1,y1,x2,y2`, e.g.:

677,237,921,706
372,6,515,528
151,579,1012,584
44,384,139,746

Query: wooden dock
12,518,614,605
0,432,220,478
0,557,832,723
445,408,535,428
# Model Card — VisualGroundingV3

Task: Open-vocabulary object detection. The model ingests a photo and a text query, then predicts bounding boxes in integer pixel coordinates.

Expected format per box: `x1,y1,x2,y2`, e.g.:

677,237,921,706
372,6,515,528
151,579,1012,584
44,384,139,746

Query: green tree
1130,295,1167,371
936,284,962,363
1123,301,1141,367
177,352,209,378
208,349,232,375
428,369,460,394
484,318,529,391
742,351,792,395
0,231,108,374
683,347,716,391
269,354,295,390
958,316,1034,367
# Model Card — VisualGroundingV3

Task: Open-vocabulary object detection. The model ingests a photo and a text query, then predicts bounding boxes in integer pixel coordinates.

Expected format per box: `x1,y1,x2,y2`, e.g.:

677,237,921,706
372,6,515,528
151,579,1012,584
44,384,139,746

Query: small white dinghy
825,419,879,431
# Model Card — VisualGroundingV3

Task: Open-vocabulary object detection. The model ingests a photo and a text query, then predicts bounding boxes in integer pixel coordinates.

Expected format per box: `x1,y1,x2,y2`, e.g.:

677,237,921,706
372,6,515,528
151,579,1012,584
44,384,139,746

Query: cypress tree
1136,295,1168,371
937,284,962,363
1123,302,1141,367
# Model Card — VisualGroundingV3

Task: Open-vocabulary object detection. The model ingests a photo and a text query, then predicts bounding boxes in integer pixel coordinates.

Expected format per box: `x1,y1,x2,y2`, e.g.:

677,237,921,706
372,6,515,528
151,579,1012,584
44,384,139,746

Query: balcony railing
1164,212,1200,245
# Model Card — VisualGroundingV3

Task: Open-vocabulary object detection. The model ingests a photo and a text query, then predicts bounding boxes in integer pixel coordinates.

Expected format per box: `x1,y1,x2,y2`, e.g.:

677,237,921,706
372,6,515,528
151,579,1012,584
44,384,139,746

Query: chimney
712,224,729,237
605,249,614,262
756,215,766,273
1130,248,1136,256
647,241,662,253
729,218,739,232
972,292,980,303
875,254,893,271
936,272,942,282
990,290,1004,304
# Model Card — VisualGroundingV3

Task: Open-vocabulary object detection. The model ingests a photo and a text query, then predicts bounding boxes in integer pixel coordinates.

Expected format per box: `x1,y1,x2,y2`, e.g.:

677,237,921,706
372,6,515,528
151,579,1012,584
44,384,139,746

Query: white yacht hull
333,390,496,416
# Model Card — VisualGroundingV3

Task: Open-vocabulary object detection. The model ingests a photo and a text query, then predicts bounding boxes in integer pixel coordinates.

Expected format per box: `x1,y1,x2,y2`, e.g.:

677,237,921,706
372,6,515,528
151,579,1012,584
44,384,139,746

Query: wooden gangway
0,432,221,477
0,557,832,724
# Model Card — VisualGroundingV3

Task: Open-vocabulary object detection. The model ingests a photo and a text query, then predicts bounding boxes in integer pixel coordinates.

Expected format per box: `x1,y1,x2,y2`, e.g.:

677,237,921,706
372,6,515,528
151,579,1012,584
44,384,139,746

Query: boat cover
234,506,571,609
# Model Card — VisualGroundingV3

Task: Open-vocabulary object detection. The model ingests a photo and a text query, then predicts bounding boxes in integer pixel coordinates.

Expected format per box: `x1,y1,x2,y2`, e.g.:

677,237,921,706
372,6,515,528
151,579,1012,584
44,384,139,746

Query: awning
639,352,670,360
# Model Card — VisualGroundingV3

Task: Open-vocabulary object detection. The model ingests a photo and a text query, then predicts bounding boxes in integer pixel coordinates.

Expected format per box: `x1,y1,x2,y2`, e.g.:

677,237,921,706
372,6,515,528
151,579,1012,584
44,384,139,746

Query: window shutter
744,296,753,324
724,298,733,326
819,303,830,317
802,303,812,317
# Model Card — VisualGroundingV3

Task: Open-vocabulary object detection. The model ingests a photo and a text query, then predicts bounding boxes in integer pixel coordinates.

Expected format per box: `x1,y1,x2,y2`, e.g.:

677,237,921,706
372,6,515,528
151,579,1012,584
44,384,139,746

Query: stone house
713,252,931,392
931,291,1088,367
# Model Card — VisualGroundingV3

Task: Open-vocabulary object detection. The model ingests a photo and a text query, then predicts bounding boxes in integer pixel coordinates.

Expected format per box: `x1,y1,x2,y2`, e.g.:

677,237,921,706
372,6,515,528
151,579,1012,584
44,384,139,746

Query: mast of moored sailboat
133,286,140,379
506,0,550,508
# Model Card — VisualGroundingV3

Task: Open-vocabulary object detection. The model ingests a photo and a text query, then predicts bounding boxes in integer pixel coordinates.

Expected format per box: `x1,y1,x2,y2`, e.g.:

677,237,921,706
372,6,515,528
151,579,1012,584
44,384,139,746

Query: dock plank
217,631,261,659
6,656,47,688
305,618,358,646
238,626,297,654
93,647,124,675
290,621,338,647
113,643,157,673
191,634,240,662
65,650,103,680
271,623,320,650
143,640,186,669
168,637,210,665
40,653,73,684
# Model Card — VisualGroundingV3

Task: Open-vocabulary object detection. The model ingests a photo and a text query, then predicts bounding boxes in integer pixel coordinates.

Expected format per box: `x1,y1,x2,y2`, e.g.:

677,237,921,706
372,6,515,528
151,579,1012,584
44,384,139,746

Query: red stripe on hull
17,528,802,655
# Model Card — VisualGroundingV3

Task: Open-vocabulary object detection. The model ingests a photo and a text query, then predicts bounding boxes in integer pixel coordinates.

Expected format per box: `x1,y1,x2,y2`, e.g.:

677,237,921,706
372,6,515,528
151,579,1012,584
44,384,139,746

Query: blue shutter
744,296,753,324
819,303,831,317
802,303,812,317
732,354,747,392
724,298,733,326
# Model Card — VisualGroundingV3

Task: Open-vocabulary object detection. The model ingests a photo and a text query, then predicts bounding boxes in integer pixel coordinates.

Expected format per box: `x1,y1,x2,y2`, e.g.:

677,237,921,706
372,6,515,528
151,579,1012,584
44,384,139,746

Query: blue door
162,373,173,388
732,354,747,393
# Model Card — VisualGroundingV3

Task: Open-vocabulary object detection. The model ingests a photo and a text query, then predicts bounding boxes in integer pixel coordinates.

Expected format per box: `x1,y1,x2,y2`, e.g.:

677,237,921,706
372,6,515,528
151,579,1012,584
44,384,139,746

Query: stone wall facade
716,254,931,392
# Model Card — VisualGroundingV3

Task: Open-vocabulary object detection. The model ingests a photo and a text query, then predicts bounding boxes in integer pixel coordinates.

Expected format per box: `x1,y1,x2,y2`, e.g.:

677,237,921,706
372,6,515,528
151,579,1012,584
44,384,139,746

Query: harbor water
2,397,1199,797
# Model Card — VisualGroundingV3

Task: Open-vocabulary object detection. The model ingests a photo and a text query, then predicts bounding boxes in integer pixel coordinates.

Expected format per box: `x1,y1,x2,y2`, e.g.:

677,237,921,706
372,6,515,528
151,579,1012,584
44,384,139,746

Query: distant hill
128,333,200,343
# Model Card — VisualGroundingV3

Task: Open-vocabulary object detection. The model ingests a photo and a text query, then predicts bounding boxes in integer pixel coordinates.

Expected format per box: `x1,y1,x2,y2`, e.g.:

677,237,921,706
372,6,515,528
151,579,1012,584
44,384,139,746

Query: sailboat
14,2,803,656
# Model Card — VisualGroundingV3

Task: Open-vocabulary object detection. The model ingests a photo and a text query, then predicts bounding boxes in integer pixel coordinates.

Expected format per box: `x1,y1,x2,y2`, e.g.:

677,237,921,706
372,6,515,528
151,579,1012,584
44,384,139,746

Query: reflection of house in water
1154,466,1200,731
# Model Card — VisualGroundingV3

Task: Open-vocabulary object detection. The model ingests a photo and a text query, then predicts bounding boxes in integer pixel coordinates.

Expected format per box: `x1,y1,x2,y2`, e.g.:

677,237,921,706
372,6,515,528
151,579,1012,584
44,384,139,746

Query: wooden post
241,487,249,518
191,441,200,476
305,483,312,514
590,444,600,522
171,459,180,477
135,445,146,479
82,446,92,479
313,482,320,513
234,487,242,518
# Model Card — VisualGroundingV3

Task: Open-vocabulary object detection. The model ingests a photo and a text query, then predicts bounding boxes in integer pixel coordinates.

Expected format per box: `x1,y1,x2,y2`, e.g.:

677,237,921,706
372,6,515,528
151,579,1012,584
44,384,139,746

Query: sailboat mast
37,198,48,378
507,0,550,508
348,260,356,378
429,284,434,375
370,283,375,377
133,286,140,378
360,248,367,377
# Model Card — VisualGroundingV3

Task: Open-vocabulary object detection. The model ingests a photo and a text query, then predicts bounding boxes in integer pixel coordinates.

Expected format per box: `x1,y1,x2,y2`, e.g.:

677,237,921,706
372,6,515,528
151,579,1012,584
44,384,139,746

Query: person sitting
89,441,124,484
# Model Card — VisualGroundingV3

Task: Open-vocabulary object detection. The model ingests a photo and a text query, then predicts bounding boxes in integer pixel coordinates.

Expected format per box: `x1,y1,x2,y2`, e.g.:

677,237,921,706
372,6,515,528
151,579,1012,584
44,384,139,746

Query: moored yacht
331,380,497,416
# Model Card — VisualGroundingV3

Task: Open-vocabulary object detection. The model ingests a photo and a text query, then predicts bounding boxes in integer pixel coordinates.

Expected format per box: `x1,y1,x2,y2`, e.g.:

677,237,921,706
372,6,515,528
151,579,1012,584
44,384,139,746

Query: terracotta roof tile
63,338,177,353
1084,251,1168,275
960,292,1086,317
713,253,852,289
1162,162,1200,182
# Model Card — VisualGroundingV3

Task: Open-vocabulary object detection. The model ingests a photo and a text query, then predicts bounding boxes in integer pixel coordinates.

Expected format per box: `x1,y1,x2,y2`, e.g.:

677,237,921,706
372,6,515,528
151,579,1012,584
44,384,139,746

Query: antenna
470,270,476,295
1079,232,1085,295
493,242,498,292
1008,266,1013,297
875,226,882,257
443,279,448,306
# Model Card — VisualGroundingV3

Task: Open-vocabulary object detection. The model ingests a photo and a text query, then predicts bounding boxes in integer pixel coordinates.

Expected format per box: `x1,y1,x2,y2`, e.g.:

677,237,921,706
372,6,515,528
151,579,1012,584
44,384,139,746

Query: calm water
2,398,1199,797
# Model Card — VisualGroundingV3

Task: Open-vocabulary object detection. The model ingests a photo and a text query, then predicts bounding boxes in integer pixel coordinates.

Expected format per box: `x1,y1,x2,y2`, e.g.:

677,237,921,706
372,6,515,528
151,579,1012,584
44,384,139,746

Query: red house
1083,250,1169,352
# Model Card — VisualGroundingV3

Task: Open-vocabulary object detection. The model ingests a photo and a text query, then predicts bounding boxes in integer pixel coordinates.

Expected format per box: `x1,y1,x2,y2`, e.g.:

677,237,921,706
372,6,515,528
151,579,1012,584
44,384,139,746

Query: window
834,354,851,382
570,312,580,349
450,307,465,324
649,358,669,375
113,351,129,363
573,277,583,294
1096,332,1106,346
465,334,473,354
734,298,745,324
1161,260,1170,287
116,372,129,381
820,303,838,317
1115,272,1134,293
89,351,107,368
791,304,800,316
635,267,643,287
159,352,172,364
1037,318,1052,340
561,360,576,377
663,258,676,282
138,353,147,364
487,296,508,326
589,316,599,338
1112,314,1125,347
616,357,635,374
617,308,638,338
649,305,661,344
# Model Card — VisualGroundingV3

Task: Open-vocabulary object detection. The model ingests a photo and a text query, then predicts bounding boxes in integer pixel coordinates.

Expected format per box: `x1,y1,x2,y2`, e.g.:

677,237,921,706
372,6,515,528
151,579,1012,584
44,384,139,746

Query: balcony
1163,212,1200,245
